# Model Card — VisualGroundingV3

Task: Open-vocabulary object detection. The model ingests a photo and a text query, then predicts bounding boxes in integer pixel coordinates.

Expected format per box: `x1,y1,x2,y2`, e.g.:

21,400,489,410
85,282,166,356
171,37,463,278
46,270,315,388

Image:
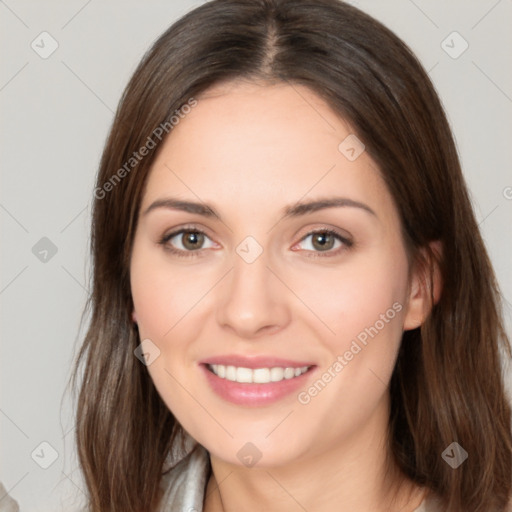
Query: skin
130,80,439,512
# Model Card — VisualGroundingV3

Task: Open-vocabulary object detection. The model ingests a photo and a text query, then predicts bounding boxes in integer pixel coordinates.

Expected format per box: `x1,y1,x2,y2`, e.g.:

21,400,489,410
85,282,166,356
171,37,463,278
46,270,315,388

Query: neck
203,398,426,512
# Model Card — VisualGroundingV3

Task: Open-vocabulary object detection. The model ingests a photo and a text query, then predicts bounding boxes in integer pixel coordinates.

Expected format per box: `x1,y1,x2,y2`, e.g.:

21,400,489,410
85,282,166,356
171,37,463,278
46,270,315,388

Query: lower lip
200,364,316,407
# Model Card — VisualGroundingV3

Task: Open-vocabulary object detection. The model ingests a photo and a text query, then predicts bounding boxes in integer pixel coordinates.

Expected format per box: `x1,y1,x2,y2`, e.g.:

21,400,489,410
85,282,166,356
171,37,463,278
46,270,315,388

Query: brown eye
158,227,215,258
311,231,337,251
295,228,353,258
180,231,205,250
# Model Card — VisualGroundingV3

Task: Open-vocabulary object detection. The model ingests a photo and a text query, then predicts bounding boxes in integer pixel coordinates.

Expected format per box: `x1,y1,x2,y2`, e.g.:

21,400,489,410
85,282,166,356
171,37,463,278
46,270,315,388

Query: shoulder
158,443,210,512
411,489,444,512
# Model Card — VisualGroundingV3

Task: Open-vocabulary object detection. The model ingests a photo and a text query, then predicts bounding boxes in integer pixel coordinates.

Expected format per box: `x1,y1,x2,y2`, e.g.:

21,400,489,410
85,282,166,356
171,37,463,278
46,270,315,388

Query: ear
131,310,137,324
403,240,443,331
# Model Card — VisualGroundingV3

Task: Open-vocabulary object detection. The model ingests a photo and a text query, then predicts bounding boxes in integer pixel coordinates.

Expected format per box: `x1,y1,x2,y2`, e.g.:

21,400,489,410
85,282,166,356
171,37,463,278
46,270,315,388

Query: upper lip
200,355,315,369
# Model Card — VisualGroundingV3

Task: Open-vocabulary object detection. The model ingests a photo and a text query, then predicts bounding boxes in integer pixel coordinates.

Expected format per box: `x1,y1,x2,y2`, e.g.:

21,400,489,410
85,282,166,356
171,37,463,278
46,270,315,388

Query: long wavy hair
70,1,512,510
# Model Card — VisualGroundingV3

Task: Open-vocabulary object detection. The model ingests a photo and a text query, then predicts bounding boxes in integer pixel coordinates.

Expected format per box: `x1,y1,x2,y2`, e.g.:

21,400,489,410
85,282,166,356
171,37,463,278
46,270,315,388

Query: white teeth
226,365,236,381
209,364,310,383
253,368,270,383
270,367,284,382
284,367,295,379
236,367,253,383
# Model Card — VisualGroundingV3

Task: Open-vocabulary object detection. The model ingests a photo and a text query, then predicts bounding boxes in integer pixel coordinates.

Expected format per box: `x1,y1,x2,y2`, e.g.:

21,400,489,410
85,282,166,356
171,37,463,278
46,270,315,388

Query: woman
70,0,511,511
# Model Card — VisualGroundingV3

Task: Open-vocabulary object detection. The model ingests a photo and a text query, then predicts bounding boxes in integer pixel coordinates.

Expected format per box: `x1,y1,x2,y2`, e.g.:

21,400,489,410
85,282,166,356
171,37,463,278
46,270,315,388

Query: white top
0,432,442,512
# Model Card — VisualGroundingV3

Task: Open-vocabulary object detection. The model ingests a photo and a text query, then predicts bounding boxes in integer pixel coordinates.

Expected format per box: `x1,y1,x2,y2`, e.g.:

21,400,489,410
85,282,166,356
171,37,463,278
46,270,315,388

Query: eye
158,226,353,259
158,226,216,258
293,229,353,257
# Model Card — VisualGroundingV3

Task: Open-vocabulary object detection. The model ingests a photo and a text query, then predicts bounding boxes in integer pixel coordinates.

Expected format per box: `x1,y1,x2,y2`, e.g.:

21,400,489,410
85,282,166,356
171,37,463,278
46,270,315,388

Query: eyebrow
142,196,377,220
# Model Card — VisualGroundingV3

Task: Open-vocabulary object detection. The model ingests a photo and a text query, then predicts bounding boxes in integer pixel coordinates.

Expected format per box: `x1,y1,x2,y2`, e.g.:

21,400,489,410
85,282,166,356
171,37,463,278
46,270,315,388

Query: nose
215,249,291,339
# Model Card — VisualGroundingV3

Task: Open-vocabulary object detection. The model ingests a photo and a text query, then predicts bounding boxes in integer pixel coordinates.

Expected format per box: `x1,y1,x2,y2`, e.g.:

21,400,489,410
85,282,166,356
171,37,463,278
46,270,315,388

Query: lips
199,355,317,407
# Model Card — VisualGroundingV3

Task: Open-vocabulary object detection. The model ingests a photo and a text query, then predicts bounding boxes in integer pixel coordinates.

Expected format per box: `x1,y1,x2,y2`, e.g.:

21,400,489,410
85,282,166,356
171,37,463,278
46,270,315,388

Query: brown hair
71,1,512,510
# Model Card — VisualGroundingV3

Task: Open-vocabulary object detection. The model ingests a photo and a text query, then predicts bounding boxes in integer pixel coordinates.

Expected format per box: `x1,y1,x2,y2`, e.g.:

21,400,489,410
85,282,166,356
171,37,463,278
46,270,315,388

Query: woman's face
130,80,422,467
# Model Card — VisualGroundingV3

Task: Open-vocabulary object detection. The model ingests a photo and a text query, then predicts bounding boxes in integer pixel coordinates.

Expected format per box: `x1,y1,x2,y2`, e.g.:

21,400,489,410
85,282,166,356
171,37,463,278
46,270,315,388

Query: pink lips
199,354,316,407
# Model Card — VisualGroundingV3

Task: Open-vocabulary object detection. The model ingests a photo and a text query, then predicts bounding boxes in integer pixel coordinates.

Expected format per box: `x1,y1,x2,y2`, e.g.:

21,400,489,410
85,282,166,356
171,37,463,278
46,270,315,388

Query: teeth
270,367,284,382
209,364,310,383
253,368,270,383
236,367,252,383
226,365,236,381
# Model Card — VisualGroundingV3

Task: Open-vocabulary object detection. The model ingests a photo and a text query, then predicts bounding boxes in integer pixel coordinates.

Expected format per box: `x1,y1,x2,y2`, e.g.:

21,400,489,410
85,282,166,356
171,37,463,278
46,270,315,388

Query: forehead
141,80,396,223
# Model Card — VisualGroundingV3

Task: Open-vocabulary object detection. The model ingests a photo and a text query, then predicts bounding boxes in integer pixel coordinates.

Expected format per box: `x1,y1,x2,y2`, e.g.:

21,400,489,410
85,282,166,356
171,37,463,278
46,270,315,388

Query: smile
207,364,311,384
200,357,317,407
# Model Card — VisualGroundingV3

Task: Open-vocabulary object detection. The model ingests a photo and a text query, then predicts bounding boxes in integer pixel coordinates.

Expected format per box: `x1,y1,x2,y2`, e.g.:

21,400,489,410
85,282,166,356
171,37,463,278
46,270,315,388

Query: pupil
314,232,333,250
184,232,203,249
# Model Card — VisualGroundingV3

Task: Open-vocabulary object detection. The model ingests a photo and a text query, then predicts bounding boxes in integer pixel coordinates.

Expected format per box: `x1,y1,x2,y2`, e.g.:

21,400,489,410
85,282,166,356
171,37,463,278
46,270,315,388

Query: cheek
290,251,409,440
303,247,408,339
130,245,210,422
130,243,220,402
131,271,179,340
295,246,410,401
130,241,212,341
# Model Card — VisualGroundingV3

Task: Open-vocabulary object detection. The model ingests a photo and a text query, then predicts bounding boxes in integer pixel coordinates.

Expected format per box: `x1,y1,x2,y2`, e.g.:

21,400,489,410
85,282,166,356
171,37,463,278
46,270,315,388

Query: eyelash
157,225,354,259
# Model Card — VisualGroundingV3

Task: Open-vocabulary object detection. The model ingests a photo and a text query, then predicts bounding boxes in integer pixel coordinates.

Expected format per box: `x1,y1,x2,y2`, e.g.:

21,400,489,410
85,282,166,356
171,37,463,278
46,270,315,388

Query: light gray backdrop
1,1,511,510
